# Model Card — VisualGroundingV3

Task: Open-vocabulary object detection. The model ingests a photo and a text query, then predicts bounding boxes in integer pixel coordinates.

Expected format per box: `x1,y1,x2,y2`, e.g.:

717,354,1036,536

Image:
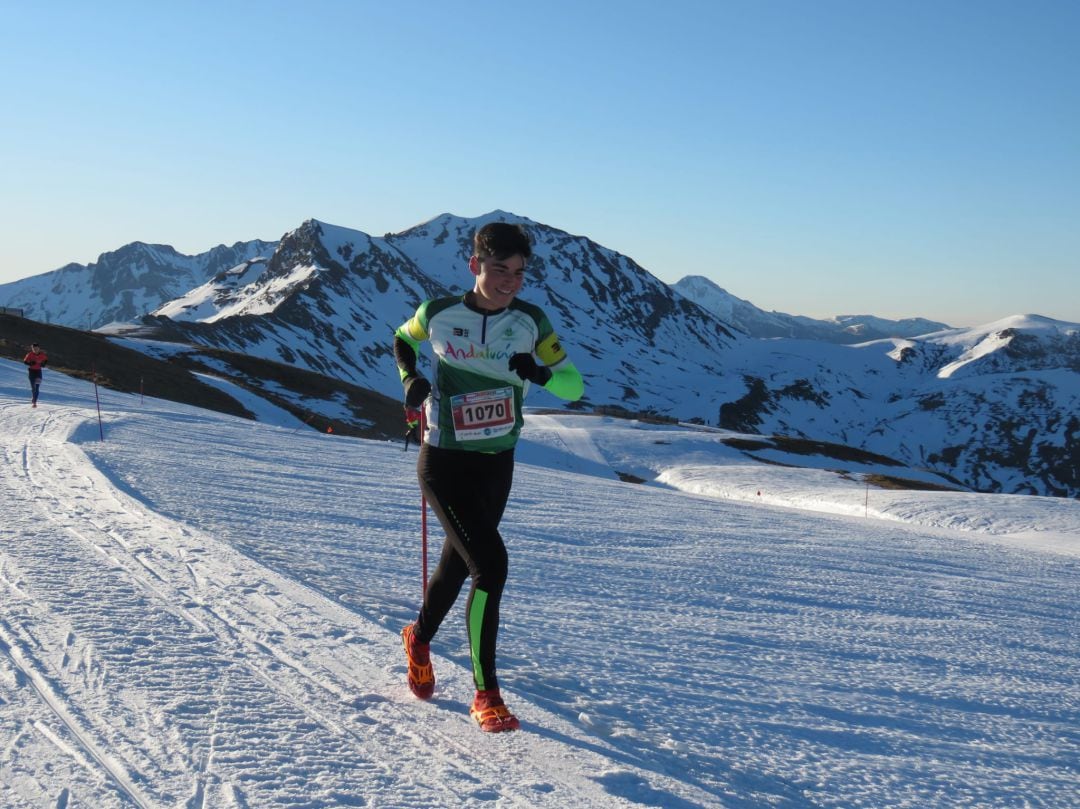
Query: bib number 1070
450,387,515,441
462,400,507,425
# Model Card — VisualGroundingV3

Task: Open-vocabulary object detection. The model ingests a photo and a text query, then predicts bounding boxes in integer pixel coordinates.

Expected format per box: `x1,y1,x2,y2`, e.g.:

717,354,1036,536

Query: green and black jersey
395,293,584,452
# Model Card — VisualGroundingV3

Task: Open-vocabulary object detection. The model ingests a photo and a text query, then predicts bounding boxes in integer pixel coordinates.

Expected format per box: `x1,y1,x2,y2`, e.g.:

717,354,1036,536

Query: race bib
450,387,516,442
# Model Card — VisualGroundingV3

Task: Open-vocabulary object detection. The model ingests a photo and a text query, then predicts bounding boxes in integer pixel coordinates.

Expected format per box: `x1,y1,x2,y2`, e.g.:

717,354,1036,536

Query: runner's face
470,254,526,310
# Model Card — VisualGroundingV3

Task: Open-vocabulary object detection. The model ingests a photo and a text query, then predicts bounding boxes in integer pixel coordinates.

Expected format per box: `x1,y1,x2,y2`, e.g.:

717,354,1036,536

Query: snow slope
1,359,1078,808
520,414,1079,557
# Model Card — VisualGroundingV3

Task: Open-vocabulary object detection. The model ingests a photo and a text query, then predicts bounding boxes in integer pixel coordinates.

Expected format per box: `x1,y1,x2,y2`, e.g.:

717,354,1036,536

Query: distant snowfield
519,414,1080,558
1,359,1077,808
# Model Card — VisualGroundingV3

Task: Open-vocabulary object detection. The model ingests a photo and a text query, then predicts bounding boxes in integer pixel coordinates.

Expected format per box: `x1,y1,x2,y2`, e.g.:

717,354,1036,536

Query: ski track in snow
1,359,1079,808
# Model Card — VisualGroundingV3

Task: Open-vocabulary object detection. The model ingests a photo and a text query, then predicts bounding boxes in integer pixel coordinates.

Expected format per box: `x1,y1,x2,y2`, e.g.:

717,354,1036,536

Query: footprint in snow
577,712,614,735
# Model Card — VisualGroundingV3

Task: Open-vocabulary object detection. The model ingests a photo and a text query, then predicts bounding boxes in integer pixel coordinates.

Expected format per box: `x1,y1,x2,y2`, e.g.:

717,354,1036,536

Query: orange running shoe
401,624,434,699
470,688,520,732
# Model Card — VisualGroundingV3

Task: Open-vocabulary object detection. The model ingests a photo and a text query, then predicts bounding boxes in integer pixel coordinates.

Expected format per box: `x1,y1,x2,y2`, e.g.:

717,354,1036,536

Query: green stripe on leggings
468,588,489,690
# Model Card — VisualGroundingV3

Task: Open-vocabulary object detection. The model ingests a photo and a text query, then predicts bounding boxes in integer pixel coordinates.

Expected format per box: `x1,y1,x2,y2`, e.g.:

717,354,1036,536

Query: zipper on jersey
480,311,488,345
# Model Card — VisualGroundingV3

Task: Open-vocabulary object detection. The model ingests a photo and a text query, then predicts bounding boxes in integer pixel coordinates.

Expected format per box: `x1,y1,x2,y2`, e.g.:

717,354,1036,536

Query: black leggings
414,443,514,691
28,370,42,404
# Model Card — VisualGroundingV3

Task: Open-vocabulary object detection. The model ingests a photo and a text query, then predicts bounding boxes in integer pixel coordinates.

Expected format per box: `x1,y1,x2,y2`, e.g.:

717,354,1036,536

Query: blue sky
2,0,1077,326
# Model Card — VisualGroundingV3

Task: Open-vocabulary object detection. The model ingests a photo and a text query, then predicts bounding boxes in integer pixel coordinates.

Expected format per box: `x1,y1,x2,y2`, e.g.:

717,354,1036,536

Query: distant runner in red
393,222,584,732
23,343,48,408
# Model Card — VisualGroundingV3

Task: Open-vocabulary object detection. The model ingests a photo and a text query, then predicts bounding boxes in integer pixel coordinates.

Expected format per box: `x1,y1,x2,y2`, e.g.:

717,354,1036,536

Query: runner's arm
535,332,584,401
394,316,428,382
543,362,584,401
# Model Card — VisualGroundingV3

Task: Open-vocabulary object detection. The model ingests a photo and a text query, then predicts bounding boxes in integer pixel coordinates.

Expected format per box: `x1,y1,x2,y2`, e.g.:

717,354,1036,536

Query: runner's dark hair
473,222,532,261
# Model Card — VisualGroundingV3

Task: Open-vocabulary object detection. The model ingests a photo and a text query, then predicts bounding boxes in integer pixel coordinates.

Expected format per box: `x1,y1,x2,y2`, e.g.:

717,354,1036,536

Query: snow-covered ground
1,359,1077,808
521,414,1080,558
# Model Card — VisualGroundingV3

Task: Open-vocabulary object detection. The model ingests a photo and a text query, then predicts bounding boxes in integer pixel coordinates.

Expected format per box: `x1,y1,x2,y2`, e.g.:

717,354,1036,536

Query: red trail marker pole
92,364,104,441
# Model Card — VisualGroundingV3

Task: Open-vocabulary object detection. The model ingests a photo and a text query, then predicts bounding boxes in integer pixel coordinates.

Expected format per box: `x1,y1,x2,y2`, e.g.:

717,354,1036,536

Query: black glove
403,375,431,408
508,353,552,385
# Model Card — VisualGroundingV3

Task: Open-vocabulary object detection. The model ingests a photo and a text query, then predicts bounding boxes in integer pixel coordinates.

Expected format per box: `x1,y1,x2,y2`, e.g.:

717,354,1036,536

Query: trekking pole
419,408,429,598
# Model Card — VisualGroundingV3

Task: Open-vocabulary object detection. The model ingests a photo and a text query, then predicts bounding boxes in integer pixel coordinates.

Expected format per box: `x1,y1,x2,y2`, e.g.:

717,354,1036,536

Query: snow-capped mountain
146,217,1080,498
713,316,1079,497
673,274,950,341
0,239,277,329
2,213,1076,497
138,213,738,414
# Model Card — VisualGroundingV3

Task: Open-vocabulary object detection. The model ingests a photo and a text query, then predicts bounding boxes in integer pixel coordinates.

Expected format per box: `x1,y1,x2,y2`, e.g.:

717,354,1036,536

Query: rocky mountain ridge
1,213,1076,497
0,240,277,328
673,275,950,342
